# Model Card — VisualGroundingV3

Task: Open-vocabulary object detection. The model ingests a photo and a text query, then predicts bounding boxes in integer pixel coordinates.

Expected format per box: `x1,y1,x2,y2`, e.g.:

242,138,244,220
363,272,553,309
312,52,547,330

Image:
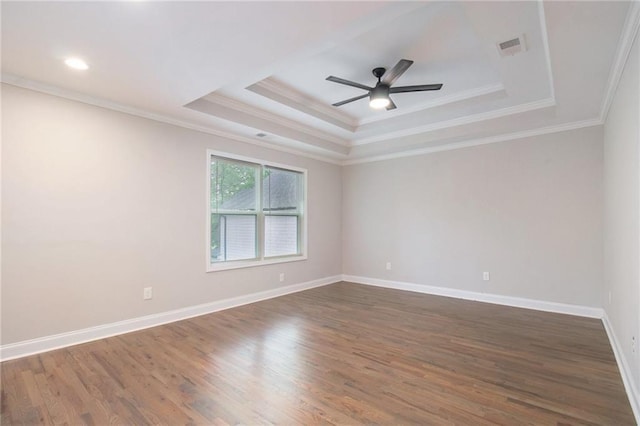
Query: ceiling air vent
497,35,527,57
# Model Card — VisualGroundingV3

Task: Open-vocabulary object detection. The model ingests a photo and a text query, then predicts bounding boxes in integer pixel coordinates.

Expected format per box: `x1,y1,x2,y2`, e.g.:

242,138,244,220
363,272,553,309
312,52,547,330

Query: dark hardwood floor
1,282,635,425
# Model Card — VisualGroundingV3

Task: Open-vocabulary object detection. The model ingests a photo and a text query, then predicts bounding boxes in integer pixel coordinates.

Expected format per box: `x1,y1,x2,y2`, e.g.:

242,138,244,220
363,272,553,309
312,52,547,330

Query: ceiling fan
326,59,442,110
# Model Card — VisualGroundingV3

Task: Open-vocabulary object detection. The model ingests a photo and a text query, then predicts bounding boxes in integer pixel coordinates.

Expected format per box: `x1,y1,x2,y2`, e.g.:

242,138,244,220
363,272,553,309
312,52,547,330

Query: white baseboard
3,275,635,421
602,312,640,423
0,275,341,361
342,275,604,318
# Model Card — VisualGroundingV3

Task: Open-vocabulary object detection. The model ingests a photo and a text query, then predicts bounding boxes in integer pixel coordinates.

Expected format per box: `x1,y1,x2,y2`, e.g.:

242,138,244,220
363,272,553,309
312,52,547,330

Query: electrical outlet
279,273,285,282
632,336,636,355
143,287,153,300
483,272,490,281
386,262,392,271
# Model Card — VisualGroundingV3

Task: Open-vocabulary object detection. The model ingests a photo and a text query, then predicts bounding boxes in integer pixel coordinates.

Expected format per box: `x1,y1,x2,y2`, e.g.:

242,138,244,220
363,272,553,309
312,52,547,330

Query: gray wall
603,28,639,394
343,126,604,307
1,84,343,344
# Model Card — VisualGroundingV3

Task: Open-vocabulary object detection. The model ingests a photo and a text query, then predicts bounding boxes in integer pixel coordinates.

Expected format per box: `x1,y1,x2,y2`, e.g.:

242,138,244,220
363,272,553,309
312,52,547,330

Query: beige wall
343,126,604,307
603,28,639,391
1,84,343,344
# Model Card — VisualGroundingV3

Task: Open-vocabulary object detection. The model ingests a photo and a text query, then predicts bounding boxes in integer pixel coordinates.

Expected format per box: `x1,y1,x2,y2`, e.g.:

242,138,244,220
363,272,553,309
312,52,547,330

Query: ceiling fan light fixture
369,84,390,109
369,96,390,109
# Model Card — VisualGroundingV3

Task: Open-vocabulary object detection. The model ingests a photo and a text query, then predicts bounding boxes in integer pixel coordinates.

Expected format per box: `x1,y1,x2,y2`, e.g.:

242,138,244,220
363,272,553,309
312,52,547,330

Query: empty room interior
1,1,640,424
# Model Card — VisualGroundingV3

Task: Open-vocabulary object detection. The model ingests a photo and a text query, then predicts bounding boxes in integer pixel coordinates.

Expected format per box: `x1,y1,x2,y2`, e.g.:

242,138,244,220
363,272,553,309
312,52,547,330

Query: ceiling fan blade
390,84,443,93
385,98,397,111
332,93,369,107
381,59,414,85
326,76,372,91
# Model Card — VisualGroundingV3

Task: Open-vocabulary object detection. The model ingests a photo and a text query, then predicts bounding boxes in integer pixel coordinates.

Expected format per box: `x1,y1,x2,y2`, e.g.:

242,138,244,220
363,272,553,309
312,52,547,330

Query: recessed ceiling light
64,57,89,70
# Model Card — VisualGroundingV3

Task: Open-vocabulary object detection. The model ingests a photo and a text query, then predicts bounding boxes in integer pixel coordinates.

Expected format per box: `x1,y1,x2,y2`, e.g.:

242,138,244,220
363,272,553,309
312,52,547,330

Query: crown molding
4,74,601,168
0,74,345,165
188,96,349,156
343,117,602,165
599,0,640,122
201,92,349,147
247,78,358,132
351,97,556,146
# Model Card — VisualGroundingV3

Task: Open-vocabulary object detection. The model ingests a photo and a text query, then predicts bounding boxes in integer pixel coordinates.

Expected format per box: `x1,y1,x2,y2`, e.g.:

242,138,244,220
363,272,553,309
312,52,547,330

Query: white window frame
206,149,307,272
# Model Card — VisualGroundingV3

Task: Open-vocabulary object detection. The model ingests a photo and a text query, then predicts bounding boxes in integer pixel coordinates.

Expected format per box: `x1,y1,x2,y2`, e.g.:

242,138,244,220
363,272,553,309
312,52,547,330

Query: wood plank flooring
1,282,635,425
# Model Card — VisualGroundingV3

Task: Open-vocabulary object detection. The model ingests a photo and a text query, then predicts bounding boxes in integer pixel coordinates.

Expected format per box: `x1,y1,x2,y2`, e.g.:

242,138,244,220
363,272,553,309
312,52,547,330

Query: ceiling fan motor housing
369,83,391,109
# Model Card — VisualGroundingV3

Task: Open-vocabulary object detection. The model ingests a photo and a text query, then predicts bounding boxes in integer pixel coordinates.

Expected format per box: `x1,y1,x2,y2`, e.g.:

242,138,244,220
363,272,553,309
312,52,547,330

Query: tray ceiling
1,1,637,163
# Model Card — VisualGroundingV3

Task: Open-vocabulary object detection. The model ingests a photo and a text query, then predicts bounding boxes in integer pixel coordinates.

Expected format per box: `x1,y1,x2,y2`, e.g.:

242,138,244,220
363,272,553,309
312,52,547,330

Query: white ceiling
2,1,637,164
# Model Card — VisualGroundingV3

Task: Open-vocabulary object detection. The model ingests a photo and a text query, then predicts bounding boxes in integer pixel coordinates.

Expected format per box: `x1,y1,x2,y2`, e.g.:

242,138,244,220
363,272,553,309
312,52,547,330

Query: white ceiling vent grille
497,34,527,57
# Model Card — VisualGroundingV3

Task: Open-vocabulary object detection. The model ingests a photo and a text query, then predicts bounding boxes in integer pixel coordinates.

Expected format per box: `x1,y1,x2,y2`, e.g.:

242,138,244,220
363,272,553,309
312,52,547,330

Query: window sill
206,255,307,272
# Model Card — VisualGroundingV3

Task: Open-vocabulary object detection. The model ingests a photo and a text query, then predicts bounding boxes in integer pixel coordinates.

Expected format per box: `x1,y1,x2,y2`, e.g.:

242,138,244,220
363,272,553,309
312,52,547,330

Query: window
207,150,306,271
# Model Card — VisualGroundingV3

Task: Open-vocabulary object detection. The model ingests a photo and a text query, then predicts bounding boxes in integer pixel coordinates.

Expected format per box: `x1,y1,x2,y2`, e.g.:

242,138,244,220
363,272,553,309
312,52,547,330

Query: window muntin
207,151,306,271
